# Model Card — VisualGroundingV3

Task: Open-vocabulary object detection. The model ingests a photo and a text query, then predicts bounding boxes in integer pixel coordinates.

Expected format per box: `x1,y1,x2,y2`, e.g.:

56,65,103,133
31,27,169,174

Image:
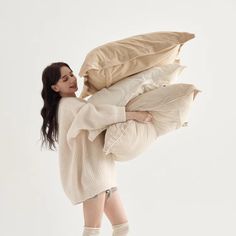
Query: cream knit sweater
57,96,126,205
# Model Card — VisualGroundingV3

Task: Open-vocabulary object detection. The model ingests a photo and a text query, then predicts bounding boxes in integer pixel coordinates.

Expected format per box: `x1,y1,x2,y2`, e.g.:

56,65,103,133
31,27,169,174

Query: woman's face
51,66,78,97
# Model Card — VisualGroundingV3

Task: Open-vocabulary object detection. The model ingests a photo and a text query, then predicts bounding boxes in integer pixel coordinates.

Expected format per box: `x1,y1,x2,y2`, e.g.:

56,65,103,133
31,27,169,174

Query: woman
40,62,153,236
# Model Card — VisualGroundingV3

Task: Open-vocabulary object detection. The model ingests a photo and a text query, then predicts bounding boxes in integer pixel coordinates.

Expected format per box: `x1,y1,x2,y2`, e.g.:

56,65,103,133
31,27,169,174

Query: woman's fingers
144,113,153,122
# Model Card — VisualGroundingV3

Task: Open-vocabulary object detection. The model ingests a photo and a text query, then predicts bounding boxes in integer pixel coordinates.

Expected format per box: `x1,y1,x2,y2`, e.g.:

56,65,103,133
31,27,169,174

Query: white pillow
87,62,185,141
103,83,201,161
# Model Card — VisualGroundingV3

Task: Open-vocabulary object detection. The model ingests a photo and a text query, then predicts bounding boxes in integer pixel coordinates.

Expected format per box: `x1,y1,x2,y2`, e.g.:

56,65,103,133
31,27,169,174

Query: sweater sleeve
66,101,126,146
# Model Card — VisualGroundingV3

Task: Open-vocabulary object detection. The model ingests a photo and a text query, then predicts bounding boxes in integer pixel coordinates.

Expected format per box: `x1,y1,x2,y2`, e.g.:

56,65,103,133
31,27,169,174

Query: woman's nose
71,76,77,82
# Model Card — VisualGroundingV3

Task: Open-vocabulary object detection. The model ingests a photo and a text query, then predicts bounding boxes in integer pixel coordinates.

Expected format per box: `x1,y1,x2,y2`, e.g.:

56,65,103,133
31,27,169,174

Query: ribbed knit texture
112,222,130,236
82,226,100,236
57,97,126,205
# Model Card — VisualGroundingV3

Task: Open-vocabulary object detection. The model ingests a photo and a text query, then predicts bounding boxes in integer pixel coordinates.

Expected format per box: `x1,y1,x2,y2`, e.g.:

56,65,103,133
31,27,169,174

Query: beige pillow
87,62,185,141
79,31,195,98
103,83,201,161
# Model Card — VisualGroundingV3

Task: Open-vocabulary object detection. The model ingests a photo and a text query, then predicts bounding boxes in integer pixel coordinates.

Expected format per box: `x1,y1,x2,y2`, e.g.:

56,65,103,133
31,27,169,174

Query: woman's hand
126,111,153,123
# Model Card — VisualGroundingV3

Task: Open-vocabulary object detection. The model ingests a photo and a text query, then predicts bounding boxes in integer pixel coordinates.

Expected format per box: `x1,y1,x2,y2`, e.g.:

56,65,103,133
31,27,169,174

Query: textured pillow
86,62,185,141
78,31,195,98
103,83,201,161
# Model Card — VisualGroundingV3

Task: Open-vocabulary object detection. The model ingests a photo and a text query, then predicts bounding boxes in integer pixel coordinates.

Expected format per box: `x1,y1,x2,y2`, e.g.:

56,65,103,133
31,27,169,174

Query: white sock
82,226,100,236
112,222,129,236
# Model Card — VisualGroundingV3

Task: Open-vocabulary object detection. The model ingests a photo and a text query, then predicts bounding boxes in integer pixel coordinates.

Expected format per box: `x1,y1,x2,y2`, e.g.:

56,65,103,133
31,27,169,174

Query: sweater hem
69,183,118,205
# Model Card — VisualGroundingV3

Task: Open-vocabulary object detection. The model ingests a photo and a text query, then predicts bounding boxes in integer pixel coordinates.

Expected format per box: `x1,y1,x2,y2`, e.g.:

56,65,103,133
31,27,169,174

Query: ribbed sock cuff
82,226,100,236
112,222,129,236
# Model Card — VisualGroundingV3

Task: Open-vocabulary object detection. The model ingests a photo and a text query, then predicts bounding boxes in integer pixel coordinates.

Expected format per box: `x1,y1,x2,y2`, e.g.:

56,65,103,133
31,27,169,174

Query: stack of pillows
78,31,201,161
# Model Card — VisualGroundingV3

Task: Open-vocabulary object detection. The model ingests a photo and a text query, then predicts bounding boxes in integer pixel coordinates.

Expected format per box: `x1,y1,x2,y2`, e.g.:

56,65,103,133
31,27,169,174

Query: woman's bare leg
83,191,106,228
104,189,128,225
82,188,129,235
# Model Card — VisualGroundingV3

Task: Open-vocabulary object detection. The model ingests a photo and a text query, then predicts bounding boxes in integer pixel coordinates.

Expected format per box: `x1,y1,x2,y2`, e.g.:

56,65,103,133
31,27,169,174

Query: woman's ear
51,85,59,92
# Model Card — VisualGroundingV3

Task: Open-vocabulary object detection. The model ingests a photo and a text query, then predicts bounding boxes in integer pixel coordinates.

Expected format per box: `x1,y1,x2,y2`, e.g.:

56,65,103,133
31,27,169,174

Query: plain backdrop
1,0,236,235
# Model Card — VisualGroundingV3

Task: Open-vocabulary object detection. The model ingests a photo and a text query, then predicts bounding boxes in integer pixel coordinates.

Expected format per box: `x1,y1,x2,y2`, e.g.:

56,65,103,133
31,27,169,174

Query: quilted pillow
103,83,201,161
86,62,185,141
78,31,195,98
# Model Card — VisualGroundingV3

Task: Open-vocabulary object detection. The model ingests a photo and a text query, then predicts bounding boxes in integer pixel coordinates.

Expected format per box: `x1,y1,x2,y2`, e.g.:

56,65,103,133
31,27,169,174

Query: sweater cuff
88,106,126,142
114,106,126,123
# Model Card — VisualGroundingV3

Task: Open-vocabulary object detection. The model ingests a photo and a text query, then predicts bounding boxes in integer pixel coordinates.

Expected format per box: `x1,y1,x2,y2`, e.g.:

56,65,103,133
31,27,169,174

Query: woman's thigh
104,189,128,225
83,191,106,228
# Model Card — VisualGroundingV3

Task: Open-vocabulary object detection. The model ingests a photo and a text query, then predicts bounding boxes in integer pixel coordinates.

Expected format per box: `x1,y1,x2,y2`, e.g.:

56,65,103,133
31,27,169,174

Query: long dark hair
40,62,72,151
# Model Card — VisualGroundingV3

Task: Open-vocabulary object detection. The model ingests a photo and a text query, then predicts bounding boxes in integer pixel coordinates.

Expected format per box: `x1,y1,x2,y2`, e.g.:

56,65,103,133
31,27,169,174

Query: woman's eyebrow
61,70,73,79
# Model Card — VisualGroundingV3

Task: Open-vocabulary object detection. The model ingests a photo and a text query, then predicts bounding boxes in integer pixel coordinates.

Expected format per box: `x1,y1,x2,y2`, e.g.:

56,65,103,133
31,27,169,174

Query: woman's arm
61,98,152,145
126,111,153,123
66,102,126,142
